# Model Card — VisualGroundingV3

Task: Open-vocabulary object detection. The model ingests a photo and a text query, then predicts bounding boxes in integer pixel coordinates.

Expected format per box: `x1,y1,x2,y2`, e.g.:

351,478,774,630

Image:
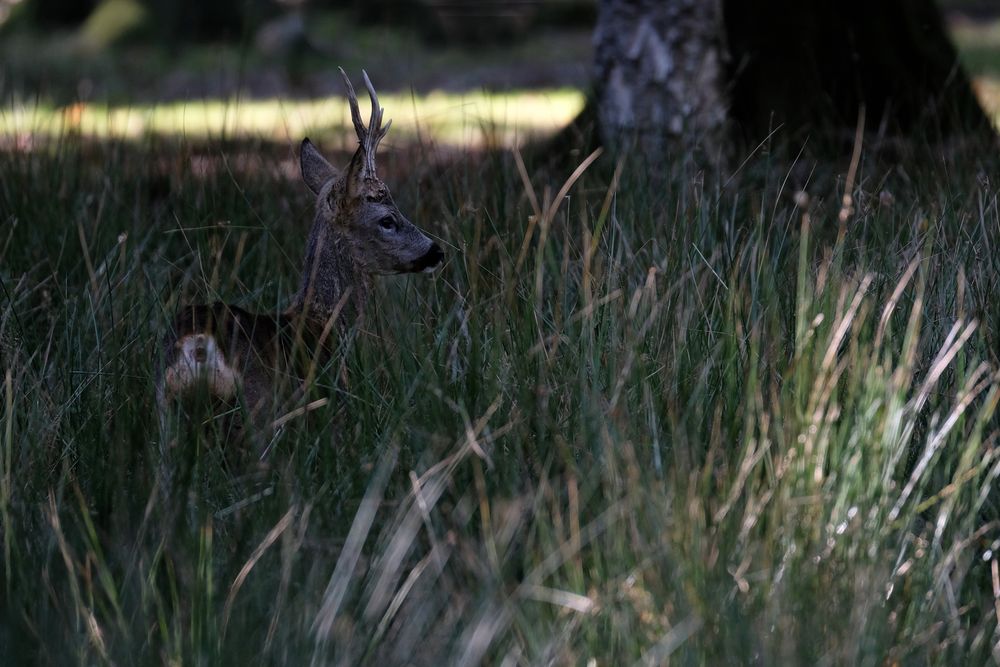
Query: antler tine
361,70,392,138
362,70,391,151
361,70,381,135
338,67,367,144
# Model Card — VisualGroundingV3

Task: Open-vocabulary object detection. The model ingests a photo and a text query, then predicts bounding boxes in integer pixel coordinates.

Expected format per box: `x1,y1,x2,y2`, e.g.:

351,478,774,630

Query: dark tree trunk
724,0,992,142
589,0,993,163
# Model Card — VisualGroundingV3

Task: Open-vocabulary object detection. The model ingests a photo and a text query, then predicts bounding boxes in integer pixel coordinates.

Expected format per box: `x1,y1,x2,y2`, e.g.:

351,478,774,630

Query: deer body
158,70,443,435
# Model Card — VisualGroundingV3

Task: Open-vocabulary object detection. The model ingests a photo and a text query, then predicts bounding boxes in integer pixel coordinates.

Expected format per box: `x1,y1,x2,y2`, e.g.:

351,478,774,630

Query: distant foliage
27,0,96,26
23,0,277,41
142,0,278,42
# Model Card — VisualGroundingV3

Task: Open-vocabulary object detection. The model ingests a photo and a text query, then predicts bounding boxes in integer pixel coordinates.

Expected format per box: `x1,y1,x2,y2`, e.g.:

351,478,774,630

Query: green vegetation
953,17,1000,77
952,17,1000,121
1,128,999,663
1,7,999,663
0,9,592,107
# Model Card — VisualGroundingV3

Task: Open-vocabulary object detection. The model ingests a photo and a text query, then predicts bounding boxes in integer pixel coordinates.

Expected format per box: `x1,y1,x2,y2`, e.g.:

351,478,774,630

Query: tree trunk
590,0,993,164
593,0,728,166
724,0,992,143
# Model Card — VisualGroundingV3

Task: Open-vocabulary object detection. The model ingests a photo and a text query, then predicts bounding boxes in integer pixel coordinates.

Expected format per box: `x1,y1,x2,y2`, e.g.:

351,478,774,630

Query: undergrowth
1,134,1000,665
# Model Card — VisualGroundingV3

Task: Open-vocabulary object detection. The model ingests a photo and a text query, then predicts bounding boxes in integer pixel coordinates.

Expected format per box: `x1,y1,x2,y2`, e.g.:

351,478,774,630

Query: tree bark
724,0,992,143
590,0,993,164
593,0,728,166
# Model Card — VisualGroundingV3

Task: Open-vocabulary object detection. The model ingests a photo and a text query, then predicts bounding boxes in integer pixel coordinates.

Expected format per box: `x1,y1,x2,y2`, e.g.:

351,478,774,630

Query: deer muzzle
412,242,444,273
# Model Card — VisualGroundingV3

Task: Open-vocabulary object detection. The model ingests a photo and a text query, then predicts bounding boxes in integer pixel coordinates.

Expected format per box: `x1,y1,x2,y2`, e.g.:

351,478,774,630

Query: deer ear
300,138,337,195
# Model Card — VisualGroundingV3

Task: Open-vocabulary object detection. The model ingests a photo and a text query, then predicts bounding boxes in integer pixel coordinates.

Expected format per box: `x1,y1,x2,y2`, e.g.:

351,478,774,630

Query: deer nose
416,242,444,273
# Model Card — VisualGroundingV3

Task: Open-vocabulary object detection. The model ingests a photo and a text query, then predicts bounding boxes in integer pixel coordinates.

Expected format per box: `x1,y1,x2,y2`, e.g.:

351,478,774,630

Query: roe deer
157,69,443,437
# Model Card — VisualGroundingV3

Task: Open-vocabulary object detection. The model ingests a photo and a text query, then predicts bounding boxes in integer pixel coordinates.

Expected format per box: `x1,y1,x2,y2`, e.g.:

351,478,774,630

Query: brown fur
157,69,443,441
159,303,335,426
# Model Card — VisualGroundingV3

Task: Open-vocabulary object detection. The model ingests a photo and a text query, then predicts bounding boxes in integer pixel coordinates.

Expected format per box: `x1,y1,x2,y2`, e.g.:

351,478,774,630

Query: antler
339,68,392,178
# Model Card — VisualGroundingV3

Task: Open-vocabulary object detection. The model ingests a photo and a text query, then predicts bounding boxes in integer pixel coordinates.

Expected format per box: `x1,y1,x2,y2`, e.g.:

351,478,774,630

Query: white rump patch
164,334,239,400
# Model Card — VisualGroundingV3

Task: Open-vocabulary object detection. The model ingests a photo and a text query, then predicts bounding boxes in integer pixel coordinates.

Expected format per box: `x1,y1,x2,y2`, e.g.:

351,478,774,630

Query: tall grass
1,133,999,665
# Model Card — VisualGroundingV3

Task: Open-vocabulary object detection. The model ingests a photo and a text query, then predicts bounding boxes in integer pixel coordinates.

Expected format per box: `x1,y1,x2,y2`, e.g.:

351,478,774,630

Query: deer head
299,70,443,283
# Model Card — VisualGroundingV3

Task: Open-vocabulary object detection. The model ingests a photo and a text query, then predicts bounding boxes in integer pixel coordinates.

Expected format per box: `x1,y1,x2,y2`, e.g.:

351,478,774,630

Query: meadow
2,15,1000,662
1,111,999,664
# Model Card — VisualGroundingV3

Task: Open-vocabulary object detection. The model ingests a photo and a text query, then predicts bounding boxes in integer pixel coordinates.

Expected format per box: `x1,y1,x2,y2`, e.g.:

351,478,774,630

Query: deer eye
378,216,395,231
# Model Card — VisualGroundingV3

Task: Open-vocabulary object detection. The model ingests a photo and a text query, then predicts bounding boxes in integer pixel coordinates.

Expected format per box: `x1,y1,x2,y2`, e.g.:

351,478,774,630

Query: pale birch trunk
593,0,728,167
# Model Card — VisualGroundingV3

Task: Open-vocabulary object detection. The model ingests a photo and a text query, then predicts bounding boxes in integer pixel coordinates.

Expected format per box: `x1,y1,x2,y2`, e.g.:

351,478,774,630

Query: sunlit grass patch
973,75,1000,127
950,17,1000,128
952,17,1000,78
0,88,585,148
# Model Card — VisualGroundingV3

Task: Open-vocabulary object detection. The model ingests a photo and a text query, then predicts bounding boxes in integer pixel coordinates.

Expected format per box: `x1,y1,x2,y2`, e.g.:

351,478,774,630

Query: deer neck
290,223,369,324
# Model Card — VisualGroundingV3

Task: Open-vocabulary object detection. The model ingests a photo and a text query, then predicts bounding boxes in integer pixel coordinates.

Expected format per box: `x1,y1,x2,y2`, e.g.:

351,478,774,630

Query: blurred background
0,0,602,149
0,0,996,150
